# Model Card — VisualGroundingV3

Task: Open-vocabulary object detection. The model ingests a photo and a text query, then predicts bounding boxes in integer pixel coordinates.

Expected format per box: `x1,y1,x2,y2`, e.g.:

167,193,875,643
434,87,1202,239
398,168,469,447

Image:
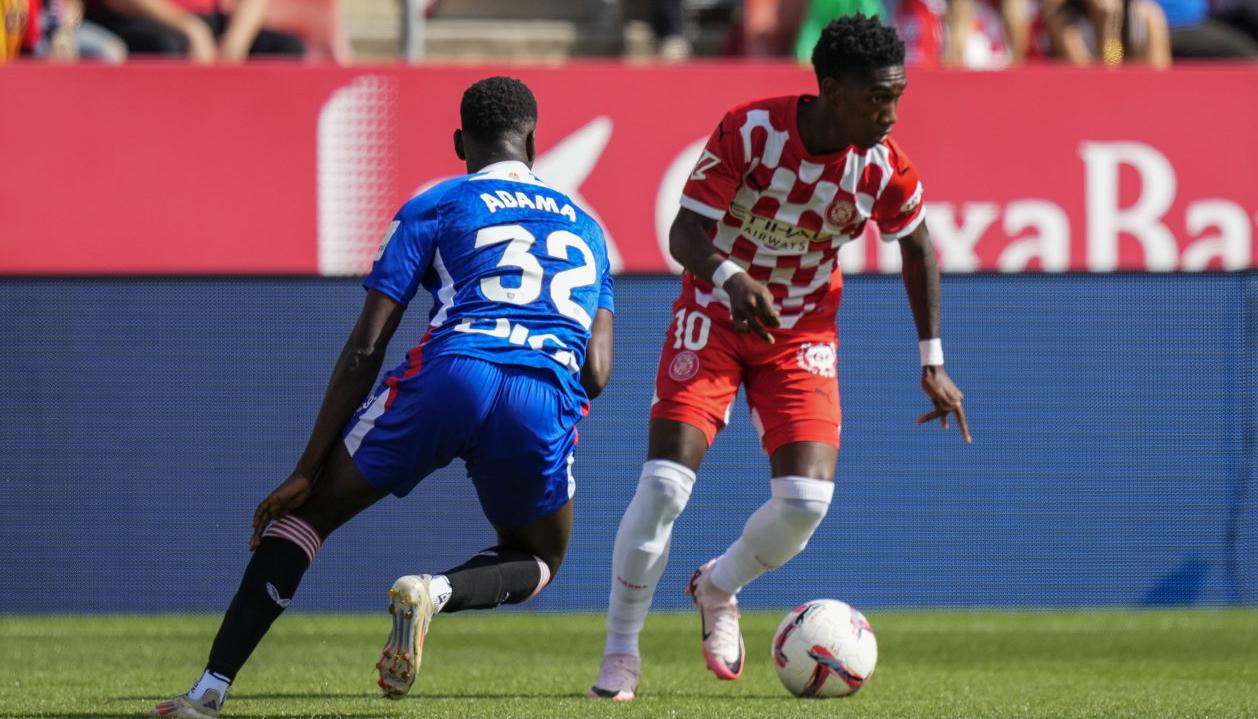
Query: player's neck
796,98,851,156
467,155,530,174
464,143,532,174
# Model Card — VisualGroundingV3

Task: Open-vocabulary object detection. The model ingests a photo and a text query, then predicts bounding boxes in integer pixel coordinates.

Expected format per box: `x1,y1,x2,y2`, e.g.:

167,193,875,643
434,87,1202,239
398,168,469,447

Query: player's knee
259,515,323,567
521,552,560,602
776,497,829,532
537,549,564,580
290,507,337,544
636,459,696,521
491,540,564,587
771,476,834,534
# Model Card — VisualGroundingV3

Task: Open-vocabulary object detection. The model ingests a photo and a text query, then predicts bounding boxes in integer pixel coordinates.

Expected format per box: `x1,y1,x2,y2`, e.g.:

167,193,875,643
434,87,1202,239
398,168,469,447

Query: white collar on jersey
471,160,543,185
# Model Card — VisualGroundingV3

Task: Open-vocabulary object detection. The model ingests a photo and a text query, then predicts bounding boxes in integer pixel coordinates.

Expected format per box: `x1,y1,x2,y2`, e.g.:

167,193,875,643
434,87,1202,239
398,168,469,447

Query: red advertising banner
1,63,1254,274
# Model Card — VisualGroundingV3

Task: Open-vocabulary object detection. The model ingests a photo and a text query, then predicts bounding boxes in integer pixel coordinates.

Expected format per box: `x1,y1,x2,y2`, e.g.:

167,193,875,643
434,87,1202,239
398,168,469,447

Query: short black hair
811,14,905,84
460,76,538,141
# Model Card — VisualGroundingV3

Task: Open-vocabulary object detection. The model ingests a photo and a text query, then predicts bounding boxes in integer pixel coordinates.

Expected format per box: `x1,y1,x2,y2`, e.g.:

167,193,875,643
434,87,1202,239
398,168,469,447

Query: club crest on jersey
796,342,836,378
826,199,858,230
669,350,701,382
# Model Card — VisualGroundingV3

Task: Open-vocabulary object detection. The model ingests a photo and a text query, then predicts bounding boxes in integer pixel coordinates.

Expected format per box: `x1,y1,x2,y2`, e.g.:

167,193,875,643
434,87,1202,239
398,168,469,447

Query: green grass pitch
2,610,1256,718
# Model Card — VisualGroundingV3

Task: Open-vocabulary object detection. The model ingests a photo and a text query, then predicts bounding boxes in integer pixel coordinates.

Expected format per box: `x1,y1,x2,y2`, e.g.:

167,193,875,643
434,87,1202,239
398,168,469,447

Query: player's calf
605,459,697,653
207,517,322,679
689,476,833,681
153,516,322,717
376,547,552,699
589,457,696,699
709,476,833,592
440,545,553,612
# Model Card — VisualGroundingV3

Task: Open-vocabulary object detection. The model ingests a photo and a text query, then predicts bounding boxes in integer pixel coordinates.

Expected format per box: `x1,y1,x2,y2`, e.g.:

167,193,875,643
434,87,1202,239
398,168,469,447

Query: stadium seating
345,0,623,61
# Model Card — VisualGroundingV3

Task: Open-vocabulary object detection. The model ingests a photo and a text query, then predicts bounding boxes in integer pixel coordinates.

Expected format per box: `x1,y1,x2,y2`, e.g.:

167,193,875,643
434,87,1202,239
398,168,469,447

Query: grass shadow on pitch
115,692,366,700
419,692,792,701
232,691,580,700
117,691,791,701
611,693,794,702
35,708,414,719
20,714,406,719
13,714,158,719
229,691,795,701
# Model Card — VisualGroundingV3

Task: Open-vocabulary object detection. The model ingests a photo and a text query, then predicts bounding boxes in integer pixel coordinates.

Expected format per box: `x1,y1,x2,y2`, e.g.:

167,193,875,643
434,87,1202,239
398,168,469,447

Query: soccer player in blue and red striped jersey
154,76,615,718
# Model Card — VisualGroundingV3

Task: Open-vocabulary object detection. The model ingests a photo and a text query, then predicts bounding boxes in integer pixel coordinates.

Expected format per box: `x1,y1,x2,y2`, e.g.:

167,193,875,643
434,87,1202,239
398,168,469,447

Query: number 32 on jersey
456,223,598,371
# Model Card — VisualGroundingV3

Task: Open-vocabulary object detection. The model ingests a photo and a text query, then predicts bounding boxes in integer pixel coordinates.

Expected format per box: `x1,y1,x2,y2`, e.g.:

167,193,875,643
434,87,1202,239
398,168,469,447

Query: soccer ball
771,599,877,698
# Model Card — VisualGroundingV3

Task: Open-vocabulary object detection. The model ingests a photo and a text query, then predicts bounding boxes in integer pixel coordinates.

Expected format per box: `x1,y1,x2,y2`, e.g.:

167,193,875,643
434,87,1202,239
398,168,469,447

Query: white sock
605,628,640,656
708,476,833,596
429,574,452,614
605,459,696,657
188,669,231,701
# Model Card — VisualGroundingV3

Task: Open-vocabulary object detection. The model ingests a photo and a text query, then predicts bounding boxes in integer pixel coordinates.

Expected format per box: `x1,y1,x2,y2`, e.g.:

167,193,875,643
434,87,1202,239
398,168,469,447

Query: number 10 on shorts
673,308,711,351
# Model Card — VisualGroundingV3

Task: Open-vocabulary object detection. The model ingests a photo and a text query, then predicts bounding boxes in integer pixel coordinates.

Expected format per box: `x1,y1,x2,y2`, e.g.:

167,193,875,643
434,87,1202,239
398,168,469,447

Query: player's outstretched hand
249,473,314,550
725,273,780,343
918,366,971,444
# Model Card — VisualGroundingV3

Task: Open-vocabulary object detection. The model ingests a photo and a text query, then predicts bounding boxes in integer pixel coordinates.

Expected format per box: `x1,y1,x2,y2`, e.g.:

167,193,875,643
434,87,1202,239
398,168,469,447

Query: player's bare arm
250,289,407,549
898,222,971,443
581,308,614,399
669,207,780,342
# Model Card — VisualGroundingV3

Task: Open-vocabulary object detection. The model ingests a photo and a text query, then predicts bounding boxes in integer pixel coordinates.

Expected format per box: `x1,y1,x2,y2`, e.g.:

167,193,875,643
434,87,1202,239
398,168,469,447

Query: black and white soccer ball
771,599,877,698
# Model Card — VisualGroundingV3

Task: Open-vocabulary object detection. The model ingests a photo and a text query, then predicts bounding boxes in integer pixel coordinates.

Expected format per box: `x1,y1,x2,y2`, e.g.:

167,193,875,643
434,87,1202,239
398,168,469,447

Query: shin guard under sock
440,546,548,612
206,531,316,679
605,459,695,656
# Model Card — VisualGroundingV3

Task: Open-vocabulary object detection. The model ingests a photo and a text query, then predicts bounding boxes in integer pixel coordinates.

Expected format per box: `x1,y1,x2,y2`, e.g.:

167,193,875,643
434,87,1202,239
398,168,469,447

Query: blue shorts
343,353,581,528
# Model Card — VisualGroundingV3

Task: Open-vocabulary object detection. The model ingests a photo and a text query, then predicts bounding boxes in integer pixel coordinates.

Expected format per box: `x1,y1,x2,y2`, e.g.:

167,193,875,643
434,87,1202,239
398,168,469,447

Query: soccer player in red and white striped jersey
589,14,970,701
678,97,925,332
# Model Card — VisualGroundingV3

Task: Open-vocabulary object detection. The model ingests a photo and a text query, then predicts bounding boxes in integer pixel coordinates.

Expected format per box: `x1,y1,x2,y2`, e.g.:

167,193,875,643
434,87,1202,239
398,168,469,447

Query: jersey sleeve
598,263,615,314
363,189,443,305
586,221,615,314
873,139,926,241
679,111,747,221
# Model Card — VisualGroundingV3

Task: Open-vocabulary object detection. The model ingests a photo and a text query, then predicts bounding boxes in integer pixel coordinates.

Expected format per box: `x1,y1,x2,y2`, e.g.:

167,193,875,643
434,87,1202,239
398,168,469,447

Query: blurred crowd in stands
1,0,339,61
2,0,1255,65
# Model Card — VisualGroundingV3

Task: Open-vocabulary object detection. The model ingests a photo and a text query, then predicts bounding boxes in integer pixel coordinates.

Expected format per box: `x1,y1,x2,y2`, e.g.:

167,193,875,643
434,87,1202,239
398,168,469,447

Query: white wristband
711,259,746,289
919,338,944,367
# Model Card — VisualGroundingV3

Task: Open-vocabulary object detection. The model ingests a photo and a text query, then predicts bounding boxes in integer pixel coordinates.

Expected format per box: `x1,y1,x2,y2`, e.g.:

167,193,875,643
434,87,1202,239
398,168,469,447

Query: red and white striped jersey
679,95,926,330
